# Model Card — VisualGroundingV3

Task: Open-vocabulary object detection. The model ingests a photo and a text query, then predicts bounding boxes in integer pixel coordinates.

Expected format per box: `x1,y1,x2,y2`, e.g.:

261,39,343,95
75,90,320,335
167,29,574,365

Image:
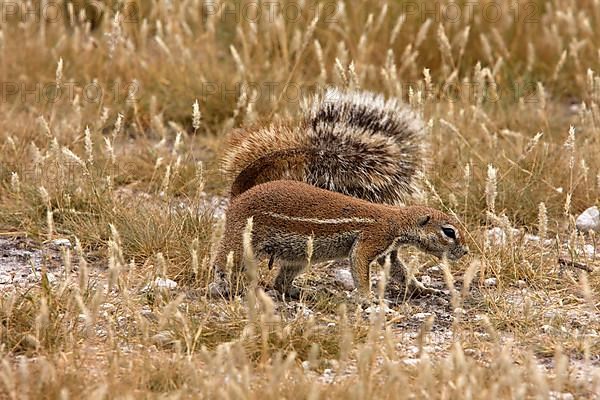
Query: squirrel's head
404,206,469,261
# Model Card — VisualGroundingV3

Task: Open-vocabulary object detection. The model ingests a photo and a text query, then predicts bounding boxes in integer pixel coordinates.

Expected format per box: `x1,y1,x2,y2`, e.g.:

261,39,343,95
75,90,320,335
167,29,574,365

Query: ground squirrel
213,88,469,301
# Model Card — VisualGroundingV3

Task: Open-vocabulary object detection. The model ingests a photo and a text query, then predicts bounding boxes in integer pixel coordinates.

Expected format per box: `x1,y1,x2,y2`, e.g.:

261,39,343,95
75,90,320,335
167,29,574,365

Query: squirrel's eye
442,227,456,239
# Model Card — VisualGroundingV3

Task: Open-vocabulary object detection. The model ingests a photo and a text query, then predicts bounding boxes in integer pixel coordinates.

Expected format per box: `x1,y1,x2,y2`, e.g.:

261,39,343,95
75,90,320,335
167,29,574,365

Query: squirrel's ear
417,215,431,227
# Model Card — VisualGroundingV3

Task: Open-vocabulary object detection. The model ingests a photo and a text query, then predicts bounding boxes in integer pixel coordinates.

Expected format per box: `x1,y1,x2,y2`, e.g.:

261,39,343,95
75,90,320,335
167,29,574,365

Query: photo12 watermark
201,0,338,23
398,1,539,23
0,80,141,105
0,1,139,24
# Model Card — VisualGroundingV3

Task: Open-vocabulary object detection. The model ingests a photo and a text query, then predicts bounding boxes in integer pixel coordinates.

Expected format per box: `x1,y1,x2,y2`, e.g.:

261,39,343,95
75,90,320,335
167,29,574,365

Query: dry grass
0,0,599,398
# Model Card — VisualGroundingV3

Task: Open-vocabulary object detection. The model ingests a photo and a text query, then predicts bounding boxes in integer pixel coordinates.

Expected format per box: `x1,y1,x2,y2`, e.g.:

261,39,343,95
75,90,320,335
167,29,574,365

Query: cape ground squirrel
213,88,469,301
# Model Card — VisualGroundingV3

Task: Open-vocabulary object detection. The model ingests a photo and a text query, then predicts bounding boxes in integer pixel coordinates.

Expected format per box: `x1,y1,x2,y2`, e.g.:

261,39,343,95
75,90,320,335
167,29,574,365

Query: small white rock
334,269,355,291
541,325,555,333
413,312,433,320
548,391,574,400
364,304,395,315
524,234,553,246
486,227,507,246
453,307,466,315
516,280,527,288
100,303,116,312
544,310,558,319
0,274,11,284
576,206,600,233
427,265,441,274
406,345,419,354
51,238,72,249
155,278,177,289
46,273,57,283
420,275,432,286
402,358,420,366
583,244,596,257
143,277,178,292
483,278,497,287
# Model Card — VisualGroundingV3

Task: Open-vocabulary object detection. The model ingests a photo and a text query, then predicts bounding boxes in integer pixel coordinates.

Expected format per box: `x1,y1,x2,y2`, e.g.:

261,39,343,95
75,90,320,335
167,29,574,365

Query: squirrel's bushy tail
223,88,427,205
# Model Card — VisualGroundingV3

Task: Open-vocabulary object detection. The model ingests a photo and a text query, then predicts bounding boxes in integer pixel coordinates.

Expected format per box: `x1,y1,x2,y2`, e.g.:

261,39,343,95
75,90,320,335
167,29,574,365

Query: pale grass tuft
538,202,548,239
552,50,568,81
84,126,93,163
485,164,498,215
537,82,547,111
414,19,431,48
192,99,202,132
61,147,86,169
46,209,54,241
103,137,115,165
10,172,20,193
160,164,172,194
313,40,327,82
305,236,314,269
112,113,124,140
55,57,63,87
436,24,454,69
461,260,480,300
519,131,543,161
389,14,406,44
38,116,52,137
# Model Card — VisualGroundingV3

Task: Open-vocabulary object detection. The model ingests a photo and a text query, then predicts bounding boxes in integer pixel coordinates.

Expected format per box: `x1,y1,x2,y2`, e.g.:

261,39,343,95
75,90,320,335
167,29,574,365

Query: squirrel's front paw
207,279,230,298
408,279,443,297
350,290,378,308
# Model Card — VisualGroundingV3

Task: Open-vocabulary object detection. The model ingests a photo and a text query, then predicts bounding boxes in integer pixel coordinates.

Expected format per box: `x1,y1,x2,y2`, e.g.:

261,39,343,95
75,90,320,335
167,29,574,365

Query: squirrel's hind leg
209,235,246,298
273,261,306,300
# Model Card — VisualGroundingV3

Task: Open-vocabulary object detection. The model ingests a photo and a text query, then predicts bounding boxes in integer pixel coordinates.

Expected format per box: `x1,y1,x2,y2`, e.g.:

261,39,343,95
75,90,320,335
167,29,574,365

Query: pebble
413,312,433,321
427,265,441,274
50,238,72,249
523,234,554,246
549,391,574,400
420,275,432,286
100,303,116,312
155,277,177,289
582,244,596,257
486,227,507,246
516,280,527,288
453,307,466,316
487,227,522,246
0,274,12,284
152,331,175,346
143,277,178,292
576,206,600,232
334,269,355,291
541,325,555,333
364,304,395,315
402,358,420,366
483,277,497,287
27,272,57,284
320,368,335,384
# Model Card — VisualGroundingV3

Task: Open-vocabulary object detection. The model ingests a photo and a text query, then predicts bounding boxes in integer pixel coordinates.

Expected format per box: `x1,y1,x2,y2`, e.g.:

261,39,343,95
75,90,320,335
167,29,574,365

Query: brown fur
222,89,427,205
213,181,469,299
